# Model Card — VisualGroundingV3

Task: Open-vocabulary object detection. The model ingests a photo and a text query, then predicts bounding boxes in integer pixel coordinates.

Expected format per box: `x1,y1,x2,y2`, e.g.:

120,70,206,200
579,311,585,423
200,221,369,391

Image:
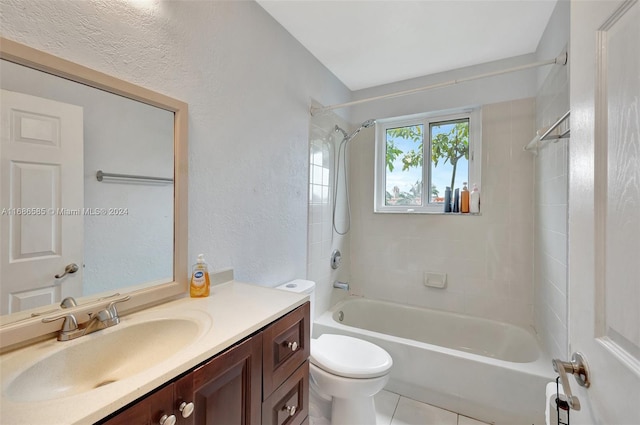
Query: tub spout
333,281,349,291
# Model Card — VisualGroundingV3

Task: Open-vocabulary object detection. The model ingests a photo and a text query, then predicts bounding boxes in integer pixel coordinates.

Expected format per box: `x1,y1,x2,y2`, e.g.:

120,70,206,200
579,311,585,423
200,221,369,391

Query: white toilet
276,280,393,425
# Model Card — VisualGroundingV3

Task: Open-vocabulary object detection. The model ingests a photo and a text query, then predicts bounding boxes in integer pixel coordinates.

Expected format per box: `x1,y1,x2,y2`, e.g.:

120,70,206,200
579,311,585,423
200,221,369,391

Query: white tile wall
349,98,536,328
307,109,351,320
533,60,570,360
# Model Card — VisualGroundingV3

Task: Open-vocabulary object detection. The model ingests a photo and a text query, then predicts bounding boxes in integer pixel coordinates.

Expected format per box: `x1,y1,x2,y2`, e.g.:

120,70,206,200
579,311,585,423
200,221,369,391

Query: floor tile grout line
389,393,401,425
387,393,489,425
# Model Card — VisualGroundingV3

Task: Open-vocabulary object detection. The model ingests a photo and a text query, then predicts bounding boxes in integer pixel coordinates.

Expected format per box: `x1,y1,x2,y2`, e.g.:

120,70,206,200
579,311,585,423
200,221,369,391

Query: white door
569,1,640,424
0,90,84,315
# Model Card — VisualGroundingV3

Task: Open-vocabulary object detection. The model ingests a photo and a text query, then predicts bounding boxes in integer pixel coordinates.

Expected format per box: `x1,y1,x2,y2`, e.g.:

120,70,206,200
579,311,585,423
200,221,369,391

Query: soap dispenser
190,254,210,297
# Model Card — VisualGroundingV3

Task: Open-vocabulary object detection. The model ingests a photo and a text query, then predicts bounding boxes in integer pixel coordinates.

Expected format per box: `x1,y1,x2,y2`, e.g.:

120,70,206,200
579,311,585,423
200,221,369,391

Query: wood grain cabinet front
101,383,176,425
98,302,310,425
261,361,309,425
189,334,262,425
262,303,310,397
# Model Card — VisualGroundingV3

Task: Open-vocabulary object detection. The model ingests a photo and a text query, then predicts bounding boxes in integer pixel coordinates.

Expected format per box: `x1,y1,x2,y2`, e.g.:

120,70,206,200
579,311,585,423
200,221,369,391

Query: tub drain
338,311,344,322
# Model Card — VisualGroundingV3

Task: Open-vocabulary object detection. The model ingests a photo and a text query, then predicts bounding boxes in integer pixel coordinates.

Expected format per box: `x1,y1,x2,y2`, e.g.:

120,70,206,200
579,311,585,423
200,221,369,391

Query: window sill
374,210,482,216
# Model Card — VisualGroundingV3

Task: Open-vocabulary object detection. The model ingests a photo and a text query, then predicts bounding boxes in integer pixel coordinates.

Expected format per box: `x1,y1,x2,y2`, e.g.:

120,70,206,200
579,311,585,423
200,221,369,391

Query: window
374,108,481,213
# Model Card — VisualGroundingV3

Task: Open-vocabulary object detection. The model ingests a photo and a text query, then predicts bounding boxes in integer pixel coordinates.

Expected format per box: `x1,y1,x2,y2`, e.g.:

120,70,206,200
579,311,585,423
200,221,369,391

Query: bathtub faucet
333,280,349,291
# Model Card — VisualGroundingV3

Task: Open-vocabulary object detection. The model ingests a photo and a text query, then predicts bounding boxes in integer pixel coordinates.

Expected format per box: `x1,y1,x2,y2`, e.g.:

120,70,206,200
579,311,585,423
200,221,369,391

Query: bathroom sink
2,315,207,402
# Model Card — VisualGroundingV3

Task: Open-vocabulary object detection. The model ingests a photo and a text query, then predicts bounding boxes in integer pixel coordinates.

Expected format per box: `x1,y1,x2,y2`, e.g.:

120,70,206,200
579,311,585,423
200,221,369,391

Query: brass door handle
55,263,79,279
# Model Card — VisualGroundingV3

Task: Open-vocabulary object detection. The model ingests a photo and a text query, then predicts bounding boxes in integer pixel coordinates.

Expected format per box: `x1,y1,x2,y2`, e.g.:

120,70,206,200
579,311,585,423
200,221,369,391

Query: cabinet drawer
262,302,310,397
262,360,309,425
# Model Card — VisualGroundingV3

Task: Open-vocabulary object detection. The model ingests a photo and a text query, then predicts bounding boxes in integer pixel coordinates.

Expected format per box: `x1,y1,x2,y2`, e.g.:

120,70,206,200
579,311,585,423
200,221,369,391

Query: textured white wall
0,0,351,287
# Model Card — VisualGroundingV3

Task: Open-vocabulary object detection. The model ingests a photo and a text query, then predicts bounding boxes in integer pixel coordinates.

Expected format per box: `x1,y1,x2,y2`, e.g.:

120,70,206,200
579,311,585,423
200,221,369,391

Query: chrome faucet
333,280,349,291
42,295,130,341
81,308,117,335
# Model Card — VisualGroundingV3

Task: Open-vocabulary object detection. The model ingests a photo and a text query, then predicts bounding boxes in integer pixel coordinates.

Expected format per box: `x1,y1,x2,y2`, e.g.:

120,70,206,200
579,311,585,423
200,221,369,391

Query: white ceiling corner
256,0,558,91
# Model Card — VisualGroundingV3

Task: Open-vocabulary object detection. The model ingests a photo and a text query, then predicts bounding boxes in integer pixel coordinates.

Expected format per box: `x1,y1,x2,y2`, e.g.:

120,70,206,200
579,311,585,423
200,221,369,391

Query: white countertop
0,281,308,425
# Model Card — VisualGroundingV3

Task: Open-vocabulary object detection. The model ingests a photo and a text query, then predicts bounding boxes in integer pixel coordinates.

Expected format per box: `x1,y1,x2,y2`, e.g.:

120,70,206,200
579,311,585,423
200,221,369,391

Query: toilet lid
310,334,393,379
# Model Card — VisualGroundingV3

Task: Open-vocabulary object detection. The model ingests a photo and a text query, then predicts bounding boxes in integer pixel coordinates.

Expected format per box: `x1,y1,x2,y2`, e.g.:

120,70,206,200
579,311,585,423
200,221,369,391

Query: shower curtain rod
310,53,568,116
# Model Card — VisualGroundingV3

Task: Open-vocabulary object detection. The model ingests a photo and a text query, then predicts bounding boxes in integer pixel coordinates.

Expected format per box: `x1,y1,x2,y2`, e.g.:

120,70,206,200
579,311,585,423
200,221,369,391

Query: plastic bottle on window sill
453,188,460,213
444,186,452,212
460,182,470,213
470,183,480,214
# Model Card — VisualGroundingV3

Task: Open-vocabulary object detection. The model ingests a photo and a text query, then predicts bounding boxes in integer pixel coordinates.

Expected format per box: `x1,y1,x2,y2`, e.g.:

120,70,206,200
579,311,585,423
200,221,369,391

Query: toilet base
309,377,332,421
309,362,389,425
331,395,377,425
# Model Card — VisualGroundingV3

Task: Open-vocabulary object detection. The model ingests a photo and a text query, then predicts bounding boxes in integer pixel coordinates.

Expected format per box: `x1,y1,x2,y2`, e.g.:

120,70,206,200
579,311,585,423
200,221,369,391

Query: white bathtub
313,297,554,425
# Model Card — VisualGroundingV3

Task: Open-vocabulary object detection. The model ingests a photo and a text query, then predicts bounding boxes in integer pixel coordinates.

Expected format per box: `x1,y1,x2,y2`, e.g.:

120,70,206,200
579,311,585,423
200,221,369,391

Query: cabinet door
101,383,174,425
191,334,262,425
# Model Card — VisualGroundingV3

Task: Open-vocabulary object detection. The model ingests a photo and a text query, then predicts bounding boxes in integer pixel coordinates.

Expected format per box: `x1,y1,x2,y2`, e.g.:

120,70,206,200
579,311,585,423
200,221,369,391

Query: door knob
552,352,590,411
55,263,79,279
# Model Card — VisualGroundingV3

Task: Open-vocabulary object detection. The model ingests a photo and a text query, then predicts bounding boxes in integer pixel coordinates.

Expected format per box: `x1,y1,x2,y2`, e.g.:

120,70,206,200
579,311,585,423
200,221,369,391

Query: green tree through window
431,120,469,191
384,120,469,205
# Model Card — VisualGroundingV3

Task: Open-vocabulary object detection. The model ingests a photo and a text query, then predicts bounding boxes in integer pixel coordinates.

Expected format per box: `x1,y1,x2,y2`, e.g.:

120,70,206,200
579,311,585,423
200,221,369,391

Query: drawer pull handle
287,341,299,351
179,401,195,418
159,414,176,425
283,405,297,416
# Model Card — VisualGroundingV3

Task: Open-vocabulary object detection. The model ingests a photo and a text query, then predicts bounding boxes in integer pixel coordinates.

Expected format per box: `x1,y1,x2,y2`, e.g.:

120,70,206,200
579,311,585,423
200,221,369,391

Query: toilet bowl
275,280,393,425
310,334,392,425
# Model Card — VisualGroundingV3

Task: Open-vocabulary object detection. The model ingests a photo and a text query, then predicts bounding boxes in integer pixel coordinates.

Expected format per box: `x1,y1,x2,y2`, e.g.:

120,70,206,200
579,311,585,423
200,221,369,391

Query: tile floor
309,390,491,425
374,390,490,425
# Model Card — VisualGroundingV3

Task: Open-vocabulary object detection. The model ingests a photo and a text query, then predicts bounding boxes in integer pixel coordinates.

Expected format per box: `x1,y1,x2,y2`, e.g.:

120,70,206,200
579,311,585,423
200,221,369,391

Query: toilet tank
275,279,315,329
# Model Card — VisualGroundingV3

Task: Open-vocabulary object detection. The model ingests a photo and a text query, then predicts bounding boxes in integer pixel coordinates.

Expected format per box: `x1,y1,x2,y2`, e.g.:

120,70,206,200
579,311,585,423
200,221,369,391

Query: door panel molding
593,0,640,375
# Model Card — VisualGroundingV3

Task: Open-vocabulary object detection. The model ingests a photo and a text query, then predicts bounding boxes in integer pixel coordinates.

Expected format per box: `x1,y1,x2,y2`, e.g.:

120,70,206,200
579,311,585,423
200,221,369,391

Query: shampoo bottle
444,187,452,212
470,183,480,214
453,188,460,213
461,182,470,213
190,254,210,298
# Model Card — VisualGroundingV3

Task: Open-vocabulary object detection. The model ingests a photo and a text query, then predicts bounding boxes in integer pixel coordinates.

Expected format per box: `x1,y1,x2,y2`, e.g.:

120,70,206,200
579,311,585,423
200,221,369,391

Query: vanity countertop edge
0,281,309,425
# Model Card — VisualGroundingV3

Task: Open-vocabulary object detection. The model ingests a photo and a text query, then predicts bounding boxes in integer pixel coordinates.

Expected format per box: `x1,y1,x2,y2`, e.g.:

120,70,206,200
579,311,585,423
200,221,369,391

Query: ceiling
257,0,558,91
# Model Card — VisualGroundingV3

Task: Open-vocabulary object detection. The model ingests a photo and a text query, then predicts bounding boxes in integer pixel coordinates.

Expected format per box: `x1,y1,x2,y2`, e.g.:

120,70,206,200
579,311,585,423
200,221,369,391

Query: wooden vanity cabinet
99,302,309,425
187,334,262,425
261,302,310,425
100,383,176,425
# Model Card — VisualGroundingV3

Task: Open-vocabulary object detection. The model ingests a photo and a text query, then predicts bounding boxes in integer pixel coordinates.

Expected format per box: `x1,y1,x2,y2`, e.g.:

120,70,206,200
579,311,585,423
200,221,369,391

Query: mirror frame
0,37,188,349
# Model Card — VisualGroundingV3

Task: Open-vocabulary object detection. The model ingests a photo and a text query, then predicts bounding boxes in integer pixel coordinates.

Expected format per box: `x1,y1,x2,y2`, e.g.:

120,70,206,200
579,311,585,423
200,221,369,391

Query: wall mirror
0,37,188,345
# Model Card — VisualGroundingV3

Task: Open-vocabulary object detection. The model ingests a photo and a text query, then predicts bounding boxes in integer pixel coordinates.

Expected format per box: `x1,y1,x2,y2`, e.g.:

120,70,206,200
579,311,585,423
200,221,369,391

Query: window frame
374,107,482,214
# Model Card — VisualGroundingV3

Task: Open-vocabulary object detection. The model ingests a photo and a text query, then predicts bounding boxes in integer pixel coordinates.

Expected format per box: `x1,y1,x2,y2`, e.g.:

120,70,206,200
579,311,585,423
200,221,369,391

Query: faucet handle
96,309,114,322
60,297,77,309
106,295,131,318
42,313,79,333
